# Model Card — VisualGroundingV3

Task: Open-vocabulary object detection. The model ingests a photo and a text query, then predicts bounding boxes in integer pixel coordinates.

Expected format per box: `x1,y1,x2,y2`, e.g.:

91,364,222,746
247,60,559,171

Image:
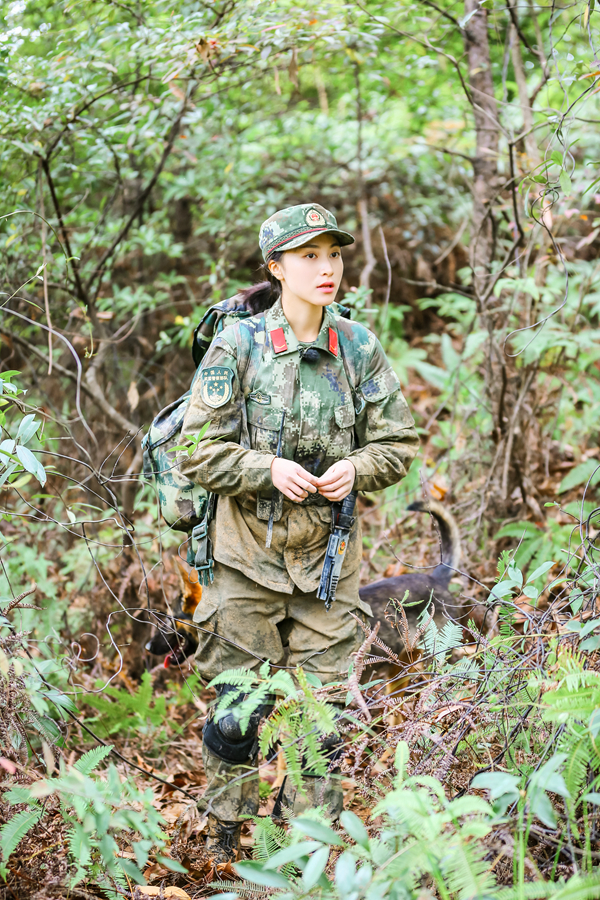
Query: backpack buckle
191,519,214,586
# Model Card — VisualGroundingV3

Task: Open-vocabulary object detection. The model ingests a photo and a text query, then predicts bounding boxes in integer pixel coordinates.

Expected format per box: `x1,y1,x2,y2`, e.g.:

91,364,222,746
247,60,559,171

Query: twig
37,164,53,374
348,618,380,722
378,225,392,330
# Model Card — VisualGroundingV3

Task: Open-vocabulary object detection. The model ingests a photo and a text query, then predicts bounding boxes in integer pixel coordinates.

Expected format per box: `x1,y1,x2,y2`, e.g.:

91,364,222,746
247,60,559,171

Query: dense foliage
2,0,600,896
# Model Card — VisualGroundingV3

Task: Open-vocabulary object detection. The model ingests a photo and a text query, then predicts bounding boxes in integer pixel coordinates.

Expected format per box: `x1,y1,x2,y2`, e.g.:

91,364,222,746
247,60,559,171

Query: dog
145,558,202,666
358,499,462,709
360,499,462,646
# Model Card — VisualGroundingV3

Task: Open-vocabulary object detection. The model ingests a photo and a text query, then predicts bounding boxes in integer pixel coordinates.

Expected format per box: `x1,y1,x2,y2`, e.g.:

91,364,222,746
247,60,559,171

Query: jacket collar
264,298,340,359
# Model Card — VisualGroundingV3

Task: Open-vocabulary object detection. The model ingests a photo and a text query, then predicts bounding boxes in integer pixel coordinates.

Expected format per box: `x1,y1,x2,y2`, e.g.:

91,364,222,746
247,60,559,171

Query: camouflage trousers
195,560,370,823
201,741,344,823
192,560,370,684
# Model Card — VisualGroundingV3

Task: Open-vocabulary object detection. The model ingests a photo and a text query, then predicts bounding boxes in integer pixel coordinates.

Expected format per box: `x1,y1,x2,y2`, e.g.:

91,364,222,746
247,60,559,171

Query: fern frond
67,824,91,886
73,743,113,776
0,808,42,867
208,669,257,689
443,836,496,899
496,874,600,900
251,815,290,862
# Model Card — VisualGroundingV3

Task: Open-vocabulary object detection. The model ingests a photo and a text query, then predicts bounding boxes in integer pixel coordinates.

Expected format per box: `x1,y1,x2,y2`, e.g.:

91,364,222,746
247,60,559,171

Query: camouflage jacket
179,299,419,595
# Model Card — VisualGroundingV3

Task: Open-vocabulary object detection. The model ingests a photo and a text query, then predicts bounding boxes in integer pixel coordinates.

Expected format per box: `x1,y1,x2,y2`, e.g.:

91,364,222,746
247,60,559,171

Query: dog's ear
174,557,203,615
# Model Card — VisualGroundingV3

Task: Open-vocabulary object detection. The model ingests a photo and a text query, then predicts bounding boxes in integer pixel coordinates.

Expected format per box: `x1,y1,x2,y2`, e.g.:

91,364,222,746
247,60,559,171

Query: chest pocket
246,400,285,454
324,394,356,457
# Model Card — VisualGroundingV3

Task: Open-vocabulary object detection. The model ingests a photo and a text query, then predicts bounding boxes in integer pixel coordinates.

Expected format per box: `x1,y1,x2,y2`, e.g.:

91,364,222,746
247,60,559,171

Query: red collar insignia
328,327,338,357
270,327,288,354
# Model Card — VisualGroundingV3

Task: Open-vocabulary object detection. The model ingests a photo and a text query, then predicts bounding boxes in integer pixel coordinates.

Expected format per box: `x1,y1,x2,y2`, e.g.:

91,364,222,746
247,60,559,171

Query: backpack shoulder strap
192,295,252,368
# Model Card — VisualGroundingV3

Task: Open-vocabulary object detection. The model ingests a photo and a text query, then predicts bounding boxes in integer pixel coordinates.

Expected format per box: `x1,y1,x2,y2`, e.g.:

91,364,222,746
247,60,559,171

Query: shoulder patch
200,366,234,408
359,367,400,403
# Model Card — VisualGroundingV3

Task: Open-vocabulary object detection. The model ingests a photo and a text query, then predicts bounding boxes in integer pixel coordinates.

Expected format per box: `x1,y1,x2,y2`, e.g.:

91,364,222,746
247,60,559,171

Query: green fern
496,874,600,899
252,815,290,862
73,743,113,776
0,808,42,879
420,618,463,666
83,671,170,737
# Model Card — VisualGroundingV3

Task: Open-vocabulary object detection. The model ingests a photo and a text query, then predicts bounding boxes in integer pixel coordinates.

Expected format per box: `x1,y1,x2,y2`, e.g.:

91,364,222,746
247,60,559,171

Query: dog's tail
407,499,461,586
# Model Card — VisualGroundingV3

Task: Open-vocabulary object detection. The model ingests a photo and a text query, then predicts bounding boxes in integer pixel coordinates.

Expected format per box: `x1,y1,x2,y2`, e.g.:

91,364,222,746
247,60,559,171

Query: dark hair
238,251,283,315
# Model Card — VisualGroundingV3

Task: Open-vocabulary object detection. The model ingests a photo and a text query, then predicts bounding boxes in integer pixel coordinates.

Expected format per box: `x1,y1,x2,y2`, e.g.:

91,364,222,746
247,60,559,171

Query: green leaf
15,445,46,486
526,561,555,583
559,459,600,494
16,414,40,445
582,792,600,805
155,855,188,873
118,857,145,883
507,566,523,587
522,584,539,600
335,850,356,887
490,581,518,601
560,169,572,195
340,811,369,849
581,635,600,651
471,771,520,801
302,845,329,891
293,817,343,845
529,790,557,829
263,840,321,869
234,860,293,888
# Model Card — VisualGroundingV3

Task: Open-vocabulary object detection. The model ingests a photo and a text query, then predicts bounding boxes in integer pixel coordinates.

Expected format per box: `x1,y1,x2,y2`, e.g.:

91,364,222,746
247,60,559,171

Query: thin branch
84,93,192,295
417,0,463,31
378,225,392,329
39,157,87,304
85,341,139,435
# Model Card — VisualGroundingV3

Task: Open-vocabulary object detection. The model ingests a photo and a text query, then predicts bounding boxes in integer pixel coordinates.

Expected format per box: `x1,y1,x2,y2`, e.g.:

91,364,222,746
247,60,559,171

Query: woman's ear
268,258,284,282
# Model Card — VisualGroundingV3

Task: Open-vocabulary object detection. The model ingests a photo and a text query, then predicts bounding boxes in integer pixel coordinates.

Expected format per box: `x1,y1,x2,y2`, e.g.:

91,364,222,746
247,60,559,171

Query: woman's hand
315,460,356,501
271,458,319,502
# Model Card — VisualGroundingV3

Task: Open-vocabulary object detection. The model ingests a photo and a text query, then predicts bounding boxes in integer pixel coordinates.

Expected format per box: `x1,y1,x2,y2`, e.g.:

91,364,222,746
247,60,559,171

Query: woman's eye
331,251,340,258
305,253,317,259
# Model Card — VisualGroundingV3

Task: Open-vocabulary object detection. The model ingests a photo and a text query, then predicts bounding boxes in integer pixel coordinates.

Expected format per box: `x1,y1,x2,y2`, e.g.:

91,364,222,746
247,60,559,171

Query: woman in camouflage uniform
179,203,419,860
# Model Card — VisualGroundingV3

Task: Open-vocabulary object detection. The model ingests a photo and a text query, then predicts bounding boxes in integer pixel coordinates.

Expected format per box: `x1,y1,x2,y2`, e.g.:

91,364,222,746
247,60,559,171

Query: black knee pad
303,732,344,776
203,685,273,764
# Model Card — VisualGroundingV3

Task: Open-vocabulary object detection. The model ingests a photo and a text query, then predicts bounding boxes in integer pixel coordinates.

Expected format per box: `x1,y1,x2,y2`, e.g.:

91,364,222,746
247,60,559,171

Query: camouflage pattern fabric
200,741,259,823
179,298,419,594
192,560,369,684
279,773,344,822
259,202,355,260
142,383,208,532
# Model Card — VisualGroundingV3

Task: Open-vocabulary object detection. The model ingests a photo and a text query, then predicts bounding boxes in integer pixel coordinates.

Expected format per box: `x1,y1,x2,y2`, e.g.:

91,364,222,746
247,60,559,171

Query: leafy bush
219,742,600,900
1,745,185,887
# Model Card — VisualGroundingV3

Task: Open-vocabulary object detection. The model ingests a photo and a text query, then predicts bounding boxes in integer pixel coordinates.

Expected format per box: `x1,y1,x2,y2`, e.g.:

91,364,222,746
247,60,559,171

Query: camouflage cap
259,203,355,261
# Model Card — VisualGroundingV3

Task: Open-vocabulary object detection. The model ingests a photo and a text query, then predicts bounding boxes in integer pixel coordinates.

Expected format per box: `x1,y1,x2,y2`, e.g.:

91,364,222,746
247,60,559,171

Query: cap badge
306,208,326,227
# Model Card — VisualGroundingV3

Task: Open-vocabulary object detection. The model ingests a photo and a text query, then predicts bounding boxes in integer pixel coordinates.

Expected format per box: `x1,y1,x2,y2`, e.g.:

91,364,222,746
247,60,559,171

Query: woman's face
268,232,344,307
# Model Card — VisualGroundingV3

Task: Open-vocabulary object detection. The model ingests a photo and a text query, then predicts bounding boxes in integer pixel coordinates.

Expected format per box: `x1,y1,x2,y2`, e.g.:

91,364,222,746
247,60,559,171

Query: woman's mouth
316,282,335,293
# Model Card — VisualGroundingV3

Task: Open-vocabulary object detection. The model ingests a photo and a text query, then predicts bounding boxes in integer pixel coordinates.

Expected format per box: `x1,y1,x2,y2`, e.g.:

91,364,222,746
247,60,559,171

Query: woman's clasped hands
270,458,355,503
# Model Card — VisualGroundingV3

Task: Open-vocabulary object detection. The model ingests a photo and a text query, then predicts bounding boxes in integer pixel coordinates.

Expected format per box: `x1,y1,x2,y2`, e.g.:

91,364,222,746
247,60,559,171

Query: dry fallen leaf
128,380,140,411
135,887,191,899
